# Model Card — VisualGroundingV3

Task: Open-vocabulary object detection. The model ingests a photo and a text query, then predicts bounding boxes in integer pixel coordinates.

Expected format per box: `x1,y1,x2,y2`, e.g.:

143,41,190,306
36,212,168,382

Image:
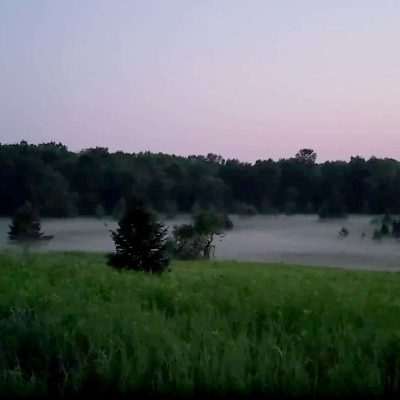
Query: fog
1,215,399,271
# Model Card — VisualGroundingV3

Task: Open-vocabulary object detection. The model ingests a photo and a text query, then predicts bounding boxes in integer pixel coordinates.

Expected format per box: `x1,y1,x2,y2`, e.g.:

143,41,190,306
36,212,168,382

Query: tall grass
1,252,400,397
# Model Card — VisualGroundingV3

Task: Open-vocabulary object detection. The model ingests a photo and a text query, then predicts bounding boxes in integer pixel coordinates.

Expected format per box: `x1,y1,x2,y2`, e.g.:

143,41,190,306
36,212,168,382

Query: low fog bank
1,215,399,271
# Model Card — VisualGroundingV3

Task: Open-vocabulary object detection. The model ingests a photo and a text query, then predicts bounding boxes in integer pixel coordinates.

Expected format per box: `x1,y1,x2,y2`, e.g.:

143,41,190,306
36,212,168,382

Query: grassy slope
1,252,400,397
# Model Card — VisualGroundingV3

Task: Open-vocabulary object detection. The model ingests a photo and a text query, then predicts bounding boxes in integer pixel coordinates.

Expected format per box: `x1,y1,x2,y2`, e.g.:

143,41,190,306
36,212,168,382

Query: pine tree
8,202,51,244
107,199,170,273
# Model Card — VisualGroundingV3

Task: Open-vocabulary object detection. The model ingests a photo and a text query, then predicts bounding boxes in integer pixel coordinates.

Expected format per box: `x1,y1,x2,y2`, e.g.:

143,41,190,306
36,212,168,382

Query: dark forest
1,141,399,217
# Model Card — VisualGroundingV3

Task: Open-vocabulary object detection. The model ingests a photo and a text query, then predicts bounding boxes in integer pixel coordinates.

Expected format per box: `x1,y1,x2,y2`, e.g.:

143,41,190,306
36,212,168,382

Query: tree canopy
1,141,400,217
171,211,232,260
108,199,170,273
8,201,52,245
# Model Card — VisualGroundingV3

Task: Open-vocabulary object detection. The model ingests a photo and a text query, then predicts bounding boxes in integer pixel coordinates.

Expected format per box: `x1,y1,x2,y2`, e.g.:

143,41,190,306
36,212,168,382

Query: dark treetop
1,141,400,217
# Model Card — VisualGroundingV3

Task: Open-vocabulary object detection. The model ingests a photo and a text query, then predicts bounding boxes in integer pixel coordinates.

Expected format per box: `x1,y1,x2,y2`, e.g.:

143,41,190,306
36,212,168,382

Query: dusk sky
1,1,399,162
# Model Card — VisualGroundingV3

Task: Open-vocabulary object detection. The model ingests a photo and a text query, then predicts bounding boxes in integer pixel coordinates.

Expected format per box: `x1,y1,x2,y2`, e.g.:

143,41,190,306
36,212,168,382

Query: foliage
3,141,400,217
371,213,400,240
382,213,393,226
295,148,317,164
172,211,233,260
318,191,347,219
380,222,390,236
170,224,206,260
2,252,400,397
193,210,225,236
107,200,170,273
8,202,52,245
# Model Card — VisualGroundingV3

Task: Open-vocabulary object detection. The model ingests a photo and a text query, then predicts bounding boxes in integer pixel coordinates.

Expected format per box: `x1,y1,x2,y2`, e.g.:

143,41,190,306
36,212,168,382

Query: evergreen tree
108,199,170,273
8,202,51,244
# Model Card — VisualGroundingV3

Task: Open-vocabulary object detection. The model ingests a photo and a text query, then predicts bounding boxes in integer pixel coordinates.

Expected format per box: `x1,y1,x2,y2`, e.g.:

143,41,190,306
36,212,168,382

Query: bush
171,211,233,260
371,214,400,240
8,202,53,246
382,212,393,226
380,222,390,236
107,199,170,273
170,224,206,260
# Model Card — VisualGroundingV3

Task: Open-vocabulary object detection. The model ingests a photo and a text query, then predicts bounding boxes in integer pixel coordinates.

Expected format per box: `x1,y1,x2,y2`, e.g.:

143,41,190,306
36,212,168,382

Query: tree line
2,142,400,217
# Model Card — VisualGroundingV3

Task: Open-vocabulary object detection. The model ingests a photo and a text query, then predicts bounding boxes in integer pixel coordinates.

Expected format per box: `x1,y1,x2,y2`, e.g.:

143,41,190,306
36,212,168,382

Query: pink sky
1,1,399,161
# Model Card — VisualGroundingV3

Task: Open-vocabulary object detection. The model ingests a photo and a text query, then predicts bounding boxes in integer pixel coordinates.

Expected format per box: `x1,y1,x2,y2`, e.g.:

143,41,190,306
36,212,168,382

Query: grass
1,252,400,398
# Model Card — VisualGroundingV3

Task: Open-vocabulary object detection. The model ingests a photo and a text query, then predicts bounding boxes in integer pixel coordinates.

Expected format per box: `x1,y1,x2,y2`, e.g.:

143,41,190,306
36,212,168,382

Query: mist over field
2,215,399,270
2,1,400,396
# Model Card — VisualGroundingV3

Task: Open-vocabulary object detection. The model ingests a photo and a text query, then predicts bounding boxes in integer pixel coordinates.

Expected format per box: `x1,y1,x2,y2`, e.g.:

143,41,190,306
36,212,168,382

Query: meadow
1,252,400,398
2,215,400,270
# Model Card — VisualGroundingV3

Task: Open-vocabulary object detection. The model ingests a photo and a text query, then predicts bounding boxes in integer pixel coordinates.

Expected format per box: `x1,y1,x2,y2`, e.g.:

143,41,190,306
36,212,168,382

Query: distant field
1,252,400,397
1,215,400,270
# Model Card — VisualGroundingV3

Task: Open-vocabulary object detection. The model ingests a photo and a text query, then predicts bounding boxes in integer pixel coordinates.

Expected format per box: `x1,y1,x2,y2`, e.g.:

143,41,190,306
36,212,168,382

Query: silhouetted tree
108,199,170,273
392,220,400,238
295,148,317,164
8,201,52,247
172,211,232,260
3,141,400,217
171,224,205,260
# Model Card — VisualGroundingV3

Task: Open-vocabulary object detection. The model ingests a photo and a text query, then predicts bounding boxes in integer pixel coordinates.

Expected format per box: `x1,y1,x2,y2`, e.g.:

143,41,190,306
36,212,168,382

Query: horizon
1,1,400,162
3,139,400,164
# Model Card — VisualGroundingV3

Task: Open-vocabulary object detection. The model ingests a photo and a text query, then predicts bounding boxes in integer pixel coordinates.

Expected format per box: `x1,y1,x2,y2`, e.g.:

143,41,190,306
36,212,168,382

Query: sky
0,1,399,162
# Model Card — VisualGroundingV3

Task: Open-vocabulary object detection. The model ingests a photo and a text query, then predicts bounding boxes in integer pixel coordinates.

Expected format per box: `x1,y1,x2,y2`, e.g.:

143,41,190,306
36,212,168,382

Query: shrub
107,199,170,273
382,213,393,226
8,202,53,246
380,223,390,236
170,224,206,260
171,211,233,260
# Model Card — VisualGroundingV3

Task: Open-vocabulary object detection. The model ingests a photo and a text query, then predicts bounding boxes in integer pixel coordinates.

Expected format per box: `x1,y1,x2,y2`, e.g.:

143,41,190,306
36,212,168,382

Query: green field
1,252,400,398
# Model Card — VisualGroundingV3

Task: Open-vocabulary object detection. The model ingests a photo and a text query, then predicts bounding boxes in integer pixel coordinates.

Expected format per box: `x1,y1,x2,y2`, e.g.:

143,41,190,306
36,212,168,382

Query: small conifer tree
8,202,52,255
9,202,47,243
108,199,170,273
